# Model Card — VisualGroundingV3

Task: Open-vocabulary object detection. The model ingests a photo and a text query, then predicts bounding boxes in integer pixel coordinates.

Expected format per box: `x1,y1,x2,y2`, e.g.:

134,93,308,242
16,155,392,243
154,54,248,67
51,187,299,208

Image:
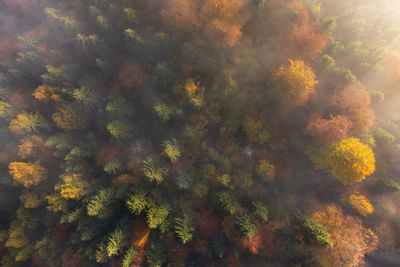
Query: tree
72,86,97,109
311,138,375,185
272,59,318,106
116,61,148,90
9,113,48,134
310,205,378,267
235,213,257,238
45,193,68,213
107,121,133,140
32,84,61,102
126,189,148,215
106,228,128,257
202,0,250,47
9,161,47,187
349,192,374,216
287,6,327,59
146,204,170,229
58,173,88,200
18,135,44,159
306,114,352,143
87,189,113,219
160,0,200,32
333,81,374,133
161,139,181,163
153,102,173,122
298,217,333,247
256,160,275,181
141,155,168,184
252,201,269,224
174,211,196,244
122,248,138,267
218,190,241,215
52,104,86,131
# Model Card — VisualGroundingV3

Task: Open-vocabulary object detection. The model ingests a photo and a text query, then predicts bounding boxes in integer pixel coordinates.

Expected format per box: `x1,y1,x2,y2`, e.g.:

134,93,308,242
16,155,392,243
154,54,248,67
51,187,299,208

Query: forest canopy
1,0,400,266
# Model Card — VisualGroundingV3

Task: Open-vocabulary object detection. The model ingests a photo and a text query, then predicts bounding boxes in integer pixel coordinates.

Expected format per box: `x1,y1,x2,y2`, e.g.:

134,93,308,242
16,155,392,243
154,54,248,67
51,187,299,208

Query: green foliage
122,248,138,267
87,189,113,219
153,102,173,122
161,139,181,163
106,95,132,118
218,191,241,215
104,158,123,174
146,204,170,229
174,211,196,244
95,242,108,263
107,228,128,257
124,8,138,24
141,155,168,184
72,86,98,109
107,120,133,140
126,189,148,215
252,201,269,224
235,213,257,238
299,217,333,247
146,241,167,267
175,171,193,190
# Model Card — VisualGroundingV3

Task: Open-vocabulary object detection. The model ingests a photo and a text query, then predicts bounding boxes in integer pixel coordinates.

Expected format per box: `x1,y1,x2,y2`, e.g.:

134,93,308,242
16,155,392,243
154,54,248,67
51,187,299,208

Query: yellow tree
311,138,375,185
9,161,48,187
9,113,48,135
349,192,374,216
58,173,89,200
52,104,86,131
272,59,318,106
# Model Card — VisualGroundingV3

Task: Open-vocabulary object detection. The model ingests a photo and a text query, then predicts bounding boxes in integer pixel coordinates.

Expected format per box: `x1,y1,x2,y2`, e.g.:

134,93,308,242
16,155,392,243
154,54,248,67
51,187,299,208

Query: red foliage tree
202,0,250,47
306,113,352,143
287,7,327,59
115,61,148,91
160,0,200,32
61,247,86,267
333,81,375,132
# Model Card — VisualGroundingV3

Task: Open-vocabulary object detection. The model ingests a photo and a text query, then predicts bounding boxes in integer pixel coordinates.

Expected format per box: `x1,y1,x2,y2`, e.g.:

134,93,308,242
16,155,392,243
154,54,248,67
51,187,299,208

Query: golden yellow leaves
273,59,318,106
9,161,47,187
349,193,374,216
58,173,88,200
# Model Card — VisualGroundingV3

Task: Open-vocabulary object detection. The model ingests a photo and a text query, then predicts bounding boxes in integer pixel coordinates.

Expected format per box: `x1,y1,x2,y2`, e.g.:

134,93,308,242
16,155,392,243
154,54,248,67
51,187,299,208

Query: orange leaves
311,205,378,267
33,84,62,103
202,0,249,47
333,81,374,133
18,135,44,159
273,59,318,106
306,114,352,143
9,161,47,187
160,0,200,32
288,7,327,59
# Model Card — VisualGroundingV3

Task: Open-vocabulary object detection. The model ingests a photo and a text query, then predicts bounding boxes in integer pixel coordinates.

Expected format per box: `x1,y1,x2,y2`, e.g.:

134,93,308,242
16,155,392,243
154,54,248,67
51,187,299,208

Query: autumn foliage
306,114,352,143
312,138,375,185
160,0,200,32
272,59,318,106
311,206,378,267
9,161,48,187
202,0,249,47
349,192,374,216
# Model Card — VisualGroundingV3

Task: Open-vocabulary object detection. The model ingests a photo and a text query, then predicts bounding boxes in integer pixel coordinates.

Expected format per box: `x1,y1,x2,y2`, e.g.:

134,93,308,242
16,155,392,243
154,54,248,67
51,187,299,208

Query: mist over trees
0,0,400,266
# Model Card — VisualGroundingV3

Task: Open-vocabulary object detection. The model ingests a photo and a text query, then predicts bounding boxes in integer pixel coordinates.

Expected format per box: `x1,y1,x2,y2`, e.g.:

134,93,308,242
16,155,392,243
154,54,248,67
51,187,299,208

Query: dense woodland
1,0,400,266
